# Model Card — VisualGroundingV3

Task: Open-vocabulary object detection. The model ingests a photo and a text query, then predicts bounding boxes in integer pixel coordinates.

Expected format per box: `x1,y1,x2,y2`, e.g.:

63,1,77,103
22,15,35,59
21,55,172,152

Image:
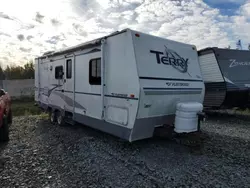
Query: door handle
61,89,64,93
64,79,66,83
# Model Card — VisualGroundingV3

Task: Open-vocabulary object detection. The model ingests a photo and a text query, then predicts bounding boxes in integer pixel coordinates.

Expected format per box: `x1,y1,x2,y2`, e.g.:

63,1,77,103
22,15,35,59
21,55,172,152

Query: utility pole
236,39,242,50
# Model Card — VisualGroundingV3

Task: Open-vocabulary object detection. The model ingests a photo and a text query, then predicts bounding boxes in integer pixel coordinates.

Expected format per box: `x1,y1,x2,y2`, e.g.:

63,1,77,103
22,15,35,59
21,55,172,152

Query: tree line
0,61,34,80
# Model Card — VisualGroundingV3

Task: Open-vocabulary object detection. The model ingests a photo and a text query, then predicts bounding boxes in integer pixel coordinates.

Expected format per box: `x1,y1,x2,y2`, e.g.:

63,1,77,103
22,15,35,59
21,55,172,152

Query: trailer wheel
0,116,9,142
49,110,56,124
56,111,65,126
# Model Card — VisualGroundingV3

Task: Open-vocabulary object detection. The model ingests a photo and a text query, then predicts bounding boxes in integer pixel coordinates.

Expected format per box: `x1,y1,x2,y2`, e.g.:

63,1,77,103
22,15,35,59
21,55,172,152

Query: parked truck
35,28,205,142
0,89,12,142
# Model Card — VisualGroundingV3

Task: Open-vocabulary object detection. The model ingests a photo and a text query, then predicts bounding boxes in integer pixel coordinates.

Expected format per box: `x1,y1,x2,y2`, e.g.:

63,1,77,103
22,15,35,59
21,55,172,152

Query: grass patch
11,99,43,116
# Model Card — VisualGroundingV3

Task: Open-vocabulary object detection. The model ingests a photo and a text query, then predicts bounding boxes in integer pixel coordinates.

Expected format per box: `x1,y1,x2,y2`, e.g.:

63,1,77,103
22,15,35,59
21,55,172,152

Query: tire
56,111,65,126
0,116,9,142
49,110,57,124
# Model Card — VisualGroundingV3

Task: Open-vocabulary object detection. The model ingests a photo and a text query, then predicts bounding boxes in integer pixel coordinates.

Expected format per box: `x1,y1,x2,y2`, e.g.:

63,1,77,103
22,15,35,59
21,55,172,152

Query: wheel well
48,107,65,117
47,107,52,113
54,109,60,114
47,107,60,113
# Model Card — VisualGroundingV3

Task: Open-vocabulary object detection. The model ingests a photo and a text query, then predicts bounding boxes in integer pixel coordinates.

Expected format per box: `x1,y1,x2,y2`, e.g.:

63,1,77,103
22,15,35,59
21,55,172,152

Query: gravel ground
0,115,250,188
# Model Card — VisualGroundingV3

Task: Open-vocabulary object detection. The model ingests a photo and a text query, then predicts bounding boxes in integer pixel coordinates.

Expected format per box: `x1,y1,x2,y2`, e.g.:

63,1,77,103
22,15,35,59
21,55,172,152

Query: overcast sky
0,0,250,67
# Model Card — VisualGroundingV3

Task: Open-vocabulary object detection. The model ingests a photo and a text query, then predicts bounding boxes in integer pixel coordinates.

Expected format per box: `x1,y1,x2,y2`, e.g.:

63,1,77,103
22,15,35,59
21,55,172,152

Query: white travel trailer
35,28,205,142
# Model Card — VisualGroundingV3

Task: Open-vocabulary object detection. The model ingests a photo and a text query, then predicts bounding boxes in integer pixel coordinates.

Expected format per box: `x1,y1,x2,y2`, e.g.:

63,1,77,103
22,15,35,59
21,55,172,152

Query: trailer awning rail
37,29,129,59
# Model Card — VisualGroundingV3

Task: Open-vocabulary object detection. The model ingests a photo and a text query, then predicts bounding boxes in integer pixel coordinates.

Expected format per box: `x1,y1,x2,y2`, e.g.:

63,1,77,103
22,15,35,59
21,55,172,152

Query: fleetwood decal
229,59,250,68
166,82,189,87
150,45,190,76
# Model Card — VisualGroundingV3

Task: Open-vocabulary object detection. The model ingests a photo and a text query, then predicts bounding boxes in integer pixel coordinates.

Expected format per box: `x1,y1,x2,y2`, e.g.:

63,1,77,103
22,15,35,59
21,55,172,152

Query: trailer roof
36,28,198,60
36,29,129,59
199,46,250,83
198,47,250,55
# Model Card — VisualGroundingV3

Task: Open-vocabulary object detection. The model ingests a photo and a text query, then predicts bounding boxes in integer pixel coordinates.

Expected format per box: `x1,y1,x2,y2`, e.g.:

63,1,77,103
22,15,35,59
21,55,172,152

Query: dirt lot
0,114,250,188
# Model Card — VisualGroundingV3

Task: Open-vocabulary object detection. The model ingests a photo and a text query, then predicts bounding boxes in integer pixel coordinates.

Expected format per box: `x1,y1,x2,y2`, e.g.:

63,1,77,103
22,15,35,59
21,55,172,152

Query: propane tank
174,102,203,133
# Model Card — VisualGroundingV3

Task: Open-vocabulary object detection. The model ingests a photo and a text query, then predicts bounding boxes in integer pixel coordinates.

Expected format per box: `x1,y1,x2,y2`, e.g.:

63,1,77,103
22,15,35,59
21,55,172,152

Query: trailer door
64,57,74,112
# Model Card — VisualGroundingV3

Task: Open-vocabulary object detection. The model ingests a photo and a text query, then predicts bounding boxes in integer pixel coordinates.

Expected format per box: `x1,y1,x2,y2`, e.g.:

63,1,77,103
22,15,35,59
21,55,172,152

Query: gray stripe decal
56,90,138,100
143,87,203,90
143,87,202,95
62,90,101,96
52,91,86,110
105,95,138,100
144,90,202,95
139,77,203,82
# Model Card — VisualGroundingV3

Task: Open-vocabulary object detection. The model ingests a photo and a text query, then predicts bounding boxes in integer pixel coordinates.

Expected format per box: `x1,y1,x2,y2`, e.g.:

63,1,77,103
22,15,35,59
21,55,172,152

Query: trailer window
66,59,72,79
89,58,101,85
55,66,64,79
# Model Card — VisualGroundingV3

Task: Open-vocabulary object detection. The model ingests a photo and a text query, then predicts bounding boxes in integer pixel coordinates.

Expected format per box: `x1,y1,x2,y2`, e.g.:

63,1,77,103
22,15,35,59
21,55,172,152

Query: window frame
66,59,72,79
55,65,64,79
89,58,101,85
